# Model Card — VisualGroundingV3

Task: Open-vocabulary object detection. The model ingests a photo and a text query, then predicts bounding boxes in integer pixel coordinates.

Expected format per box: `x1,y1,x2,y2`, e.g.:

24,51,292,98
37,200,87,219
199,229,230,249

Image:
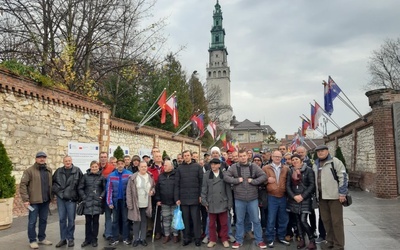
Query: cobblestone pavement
1,190,399,250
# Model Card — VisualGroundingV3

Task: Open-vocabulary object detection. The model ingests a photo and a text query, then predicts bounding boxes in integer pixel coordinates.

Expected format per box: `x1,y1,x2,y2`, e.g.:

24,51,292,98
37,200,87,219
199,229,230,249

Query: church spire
209,0,226,52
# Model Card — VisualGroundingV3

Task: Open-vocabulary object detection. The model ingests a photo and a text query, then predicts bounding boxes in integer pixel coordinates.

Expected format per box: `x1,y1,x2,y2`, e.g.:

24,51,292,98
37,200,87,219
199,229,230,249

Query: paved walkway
0,190,399,250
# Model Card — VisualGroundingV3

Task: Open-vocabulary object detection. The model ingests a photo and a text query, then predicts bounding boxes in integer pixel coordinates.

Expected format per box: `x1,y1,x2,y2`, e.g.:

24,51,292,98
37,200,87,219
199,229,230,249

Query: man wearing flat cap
313,145,348,250
201,158,233,248
20,151,53,249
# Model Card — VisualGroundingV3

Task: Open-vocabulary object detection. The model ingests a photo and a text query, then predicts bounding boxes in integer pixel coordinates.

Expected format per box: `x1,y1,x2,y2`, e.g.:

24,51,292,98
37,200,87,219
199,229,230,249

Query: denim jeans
57,198,77,240
266,195,289,242
112,199,129,241
244,212,252,232
103,201,113,238
234,199,263,244
28,201,50,243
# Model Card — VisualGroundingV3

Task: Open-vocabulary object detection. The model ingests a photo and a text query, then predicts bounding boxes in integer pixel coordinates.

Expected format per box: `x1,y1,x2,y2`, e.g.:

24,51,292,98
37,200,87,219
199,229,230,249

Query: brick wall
366,89,398,198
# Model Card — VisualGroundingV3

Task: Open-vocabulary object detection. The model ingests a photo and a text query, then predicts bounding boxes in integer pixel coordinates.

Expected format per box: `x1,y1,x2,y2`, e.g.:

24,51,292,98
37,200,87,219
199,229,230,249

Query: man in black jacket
175,150,203,246
52,156,83,248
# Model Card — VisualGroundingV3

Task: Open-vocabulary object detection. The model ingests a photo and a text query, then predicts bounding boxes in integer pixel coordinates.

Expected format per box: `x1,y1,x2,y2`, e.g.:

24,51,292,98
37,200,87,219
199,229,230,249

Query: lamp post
191,70,197,105
323,118,328,137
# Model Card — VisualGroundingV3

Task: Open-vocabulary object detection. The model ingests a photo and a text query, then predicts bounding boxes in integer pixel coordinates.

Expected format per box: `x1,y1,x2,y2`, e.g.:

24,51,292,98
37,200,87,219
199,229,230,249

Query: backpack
235,163,267,207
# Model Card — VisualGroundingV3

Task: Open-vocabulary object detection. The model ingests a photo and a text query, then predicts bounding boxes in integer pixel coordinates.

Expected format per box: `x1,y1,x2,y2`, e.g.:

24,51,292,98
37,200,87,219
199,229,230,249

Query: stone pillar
99,112,111,152
366,89,398,198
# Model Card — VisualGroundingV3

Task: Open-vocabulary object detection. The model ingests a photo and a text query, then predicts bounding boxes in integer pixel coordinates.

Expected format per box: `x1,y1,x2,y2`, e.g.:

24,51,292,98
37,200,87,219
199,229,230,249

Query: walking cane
152,205,159,243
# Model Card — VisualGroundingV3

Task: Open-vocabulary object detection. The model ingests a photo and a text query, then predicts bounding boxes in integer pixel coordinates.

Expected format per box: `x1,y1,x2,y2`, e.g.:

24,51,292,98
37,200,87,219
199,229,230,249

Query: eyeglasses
253,159,261,161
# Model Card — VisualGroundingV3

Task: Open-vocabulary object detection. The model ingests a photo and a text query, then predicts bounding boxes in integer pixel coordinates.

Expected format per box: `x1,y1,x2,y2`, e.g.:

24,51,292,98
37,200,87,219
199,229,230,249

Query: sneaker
257,242,267,249
109,240,119,246
223,241,230,248
38,239,52,245
29,242,39,249
278,239,290,246
231,242,242,249
207,241,216,248
315,237,326,244
123,239,131,245
202,236,209,244
229,235,236,243
267,241,274,248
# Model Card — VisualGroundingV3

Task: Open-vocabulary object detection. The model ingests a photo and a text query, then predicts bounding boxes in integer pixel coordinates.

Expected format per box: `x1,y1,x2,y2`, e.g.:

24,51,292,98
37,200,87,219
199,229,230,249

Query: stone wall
337,133,353,171
325,112,376,193
356,126,375,173
0,69,203,216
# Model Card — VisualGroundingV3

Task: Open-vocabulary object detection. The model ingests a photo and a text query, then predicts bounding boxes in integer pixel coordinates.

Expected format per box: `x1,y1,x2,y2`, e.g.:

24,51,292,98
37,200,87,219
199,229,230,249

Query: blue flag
324,76,342,115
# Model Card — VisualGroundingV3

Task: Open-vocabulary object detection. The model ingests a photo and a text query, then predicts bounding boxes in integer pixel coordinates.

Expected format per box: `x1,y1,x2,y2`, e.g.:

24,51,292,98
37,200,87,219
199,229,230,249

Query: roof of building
230,118,276,134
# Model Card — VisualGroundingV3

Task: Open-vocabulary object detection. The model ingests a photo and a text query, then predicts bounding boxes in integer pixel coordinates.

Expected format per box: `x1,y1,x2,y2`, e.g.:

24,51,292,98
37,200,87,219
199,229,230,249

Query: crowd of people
19,144,348,250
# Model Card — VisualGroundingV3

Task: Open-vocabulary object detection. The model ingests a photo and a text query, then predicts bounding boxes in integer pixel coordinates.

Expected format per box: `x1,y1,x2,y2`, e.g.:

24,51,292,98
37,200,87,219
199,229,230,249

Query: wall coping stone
0,68,109,115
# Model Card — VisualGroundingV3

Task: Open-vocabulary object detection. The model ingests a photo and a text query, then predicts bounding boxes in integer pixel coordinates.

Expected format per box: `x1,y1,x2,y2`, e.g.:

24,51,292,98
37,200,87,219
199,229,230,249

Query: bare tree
368,38,400,90
205,84,232,126
0,0,168,95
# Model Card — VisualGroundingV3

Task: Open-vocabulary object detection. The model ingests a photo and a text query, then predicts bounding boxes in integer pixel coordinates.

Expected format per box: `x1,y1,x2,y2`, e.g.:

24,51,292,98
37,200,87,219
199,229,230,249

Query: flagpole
137,91,176,129
208,129,225,149
301,115,324,136
137,88,166,128
193,112,206,140
306,137,318,147
312,101,343,131
324,78,367,122
173,120,192,137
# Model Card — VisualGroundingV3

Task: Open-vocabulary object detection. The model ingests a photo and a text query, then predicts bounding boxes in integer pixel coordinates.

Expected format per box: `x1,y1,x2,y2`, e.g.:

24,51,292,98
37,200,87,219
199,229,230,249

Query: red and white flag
206,121,217,139
166,95,179,127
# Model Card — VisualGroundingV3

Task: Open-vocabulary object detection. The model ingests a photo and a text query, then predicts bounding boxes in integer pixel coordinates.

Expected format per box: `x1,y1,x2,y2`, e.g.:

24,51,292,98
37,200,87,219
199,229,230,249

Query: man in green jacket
20,151,53,249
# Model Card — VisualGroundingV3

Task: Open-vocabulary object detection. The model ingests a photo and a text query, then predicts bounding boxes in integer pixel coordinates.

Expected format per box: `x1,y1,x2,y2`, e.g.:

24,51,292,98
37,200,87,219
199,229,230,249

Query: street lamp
191,70,197,105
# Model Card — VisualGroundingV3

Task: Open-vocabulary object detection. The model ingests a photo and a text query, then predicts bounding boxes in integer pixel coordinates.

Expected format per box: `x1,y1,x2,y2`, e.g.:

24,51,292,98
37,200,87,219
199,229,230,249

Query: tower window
223,70,226,76
213,71,216,77
208,71,211,77
216,54,218,58
216,36,219,42
216,21,219,25
218,71,221,77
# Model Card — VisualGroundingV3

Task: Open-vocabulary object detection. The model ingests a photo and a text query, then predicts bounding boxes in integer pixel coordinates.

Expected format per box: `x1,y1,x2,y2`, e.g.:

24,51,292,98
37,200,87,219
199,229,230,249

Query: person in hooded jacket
78,161,105,247
286,154,316,250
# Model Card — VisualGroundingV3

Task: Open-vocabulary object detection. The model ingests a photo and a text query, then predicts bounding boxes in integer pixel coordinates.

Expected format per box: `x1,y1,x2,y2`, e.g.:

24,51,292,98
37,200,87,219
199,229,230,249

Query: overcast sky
150,0,400,139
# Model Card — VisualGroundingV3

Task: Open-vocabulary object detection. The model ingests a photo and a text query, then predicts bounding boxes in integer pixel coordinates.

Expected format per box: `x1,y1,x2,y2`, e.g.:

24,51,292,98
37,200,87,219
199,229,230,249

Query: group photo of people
20,144,348,250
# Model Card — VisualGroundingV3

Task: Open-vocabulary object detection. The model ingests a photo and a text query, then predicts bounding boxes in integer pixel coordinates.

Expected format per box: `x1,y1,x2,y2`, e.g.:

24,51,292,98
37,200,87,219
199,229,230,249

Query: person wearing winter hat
128,155,141,174
252,155,263,167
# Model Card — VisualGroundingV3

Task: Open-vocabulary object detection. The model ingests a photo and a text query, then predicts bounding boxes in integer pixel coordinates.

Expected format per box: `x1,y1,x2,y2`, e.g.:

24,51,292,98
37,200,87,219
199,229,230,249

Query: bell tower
206,0,232,129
